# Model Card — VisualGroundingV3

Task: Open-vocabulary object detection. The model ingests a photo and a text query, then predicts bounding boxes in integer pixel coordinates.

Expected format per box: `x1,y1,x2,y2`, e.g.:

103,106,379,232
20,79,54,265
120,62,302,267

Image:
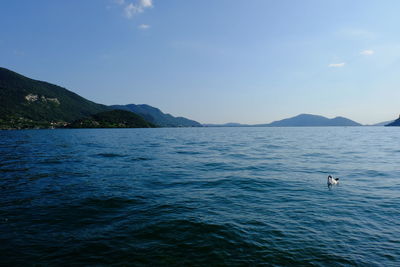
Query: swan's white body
327,175,339,186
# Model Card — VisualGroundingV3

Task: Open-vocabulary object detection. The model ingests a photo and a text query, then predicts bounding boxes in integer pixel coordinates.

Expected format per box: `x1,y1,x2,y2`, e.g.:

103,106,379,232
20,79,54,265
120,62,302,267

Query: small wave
148,143,161,147
365,170,389,177
263,144,282,149
96,153,126,158
228,153,249,159
350,170,390,178
176,150,202,155
183,141,202,145
302,152,325,157
83,142,105,148
131,157,152,161
202,162,232,171
39,159,63,164
0,167,30,173
79,196,146,210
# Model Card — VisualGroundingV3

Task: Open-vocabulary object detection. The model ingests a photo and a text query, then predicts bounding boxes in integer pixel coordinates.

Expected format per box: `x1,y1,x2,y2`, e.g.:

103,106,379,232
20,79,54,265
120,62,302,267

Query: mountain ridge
264,114,362,127
0,67,392,129
0,67,200,129
110,104,202,127
203,114,362,127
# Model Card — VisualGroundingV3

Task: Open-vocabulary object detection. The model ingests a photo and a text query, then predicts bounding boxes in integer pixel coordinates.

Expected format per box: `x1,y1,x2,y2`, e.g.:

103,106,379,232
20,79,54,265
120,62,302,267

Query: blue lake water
1,127,399,266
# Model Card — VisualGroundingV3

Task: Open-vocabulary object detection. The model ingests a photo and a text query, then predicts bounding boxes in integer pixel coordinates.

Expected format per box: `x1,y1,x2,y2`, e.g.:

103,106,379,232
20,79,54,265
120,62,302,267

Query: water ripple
1,127,399,266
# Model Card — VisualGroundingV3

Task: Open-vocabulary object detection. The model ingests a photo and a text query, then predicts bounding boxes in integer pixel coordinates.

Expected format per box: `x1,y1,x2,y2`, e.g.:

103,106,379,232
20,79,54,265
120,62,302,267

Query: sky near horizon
1,0,400,124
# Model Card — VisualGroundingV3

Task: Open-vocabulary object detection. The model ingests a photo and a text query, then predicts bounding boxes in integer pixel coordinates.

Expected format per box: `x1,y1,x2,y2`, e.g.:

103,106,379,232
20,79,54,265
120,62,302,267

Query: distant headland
385,115,400,126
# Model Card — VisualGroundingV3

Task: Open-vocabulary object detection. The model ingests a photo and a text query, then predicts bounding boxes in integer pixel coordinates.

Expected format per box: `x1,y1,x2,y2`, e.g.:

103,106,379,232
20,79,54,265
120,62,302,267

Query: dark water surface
1,127,399,266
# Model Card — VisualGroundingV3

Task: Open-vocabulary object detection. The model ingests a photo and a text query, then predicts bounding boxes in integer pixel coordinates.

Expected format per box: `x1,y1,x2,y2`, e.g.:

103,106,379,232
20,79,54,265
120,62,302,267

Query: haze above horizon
1,0,399,124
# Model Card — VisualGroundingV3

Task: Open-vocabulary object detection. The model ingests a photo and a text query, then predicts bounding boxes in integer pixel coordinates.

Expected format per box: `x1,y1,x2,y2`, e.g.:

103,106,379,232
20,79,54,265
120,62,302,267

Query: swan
327,175,339,186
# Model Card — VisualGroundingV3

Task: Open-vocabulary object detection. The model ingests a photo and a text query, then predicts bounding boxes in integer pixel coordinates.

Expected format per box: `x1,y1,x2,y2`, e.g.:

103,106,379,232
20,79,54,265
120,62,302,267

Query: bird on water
327,175,339,186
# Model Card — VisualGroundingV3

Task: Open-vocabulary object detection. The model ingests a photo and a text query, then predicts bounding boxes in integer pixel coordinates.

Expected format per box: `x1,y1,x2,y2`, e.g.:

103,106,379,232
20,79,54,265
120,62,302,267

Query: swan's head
328,175,332,179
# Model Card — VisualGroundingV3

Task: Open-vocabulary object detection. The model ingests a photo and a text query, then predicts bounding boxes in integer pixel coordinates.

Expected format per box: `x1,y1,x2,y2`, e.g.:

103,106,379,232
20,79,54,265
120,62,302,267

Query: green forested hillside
0,67,109,128
67,110,156,128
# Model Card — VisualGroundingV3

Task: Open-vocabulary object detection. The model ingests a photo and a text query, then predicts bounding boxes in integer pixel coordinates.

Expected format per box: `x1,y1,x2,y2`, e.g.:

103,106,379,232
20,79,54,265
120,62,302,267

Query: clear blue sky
1,0,400,124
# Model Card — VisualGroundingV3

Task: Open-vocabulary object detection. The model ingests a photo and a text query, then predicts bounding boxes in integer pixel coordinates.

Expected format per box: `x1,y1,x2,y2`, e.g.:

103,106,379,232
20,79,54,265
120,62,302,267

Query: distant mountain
203,115,362,127
110,104,202,127
0,67,109,129
203,123,250,127
386,116,400,126
261,114,362,127
67,110,156,128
